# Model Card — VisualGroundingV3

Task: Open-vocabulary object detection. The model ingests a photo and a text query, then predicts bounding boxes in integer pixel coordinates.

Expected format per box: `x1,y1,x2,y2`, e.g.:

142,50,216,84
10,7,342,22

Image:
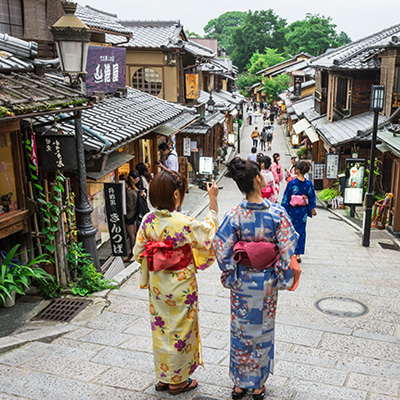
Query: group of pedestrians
130,112,317,399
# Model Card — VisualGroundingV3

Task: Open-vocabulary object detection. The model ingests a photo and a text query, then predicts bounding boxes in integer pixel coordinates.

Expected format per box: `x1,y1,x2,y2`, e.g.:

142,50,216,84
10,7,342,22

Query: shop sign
183,137,191,156
344,158,366,206
312,161,324,190
294,76,302,97
325,153,340,179
199,157,213,175
86,46,126,96
104,183,128,257
185,73,198,100
38,135,78,172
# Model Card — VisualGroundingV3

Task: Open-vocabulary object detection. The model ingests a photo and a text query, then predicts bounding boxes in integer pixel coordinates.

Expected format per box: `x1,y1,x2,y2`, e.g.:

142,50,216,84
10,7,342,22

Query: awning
376,143,391,153
153,125,177,137
304,126,319,143
229,109,238,117
293,118,311,134
87,152,134,180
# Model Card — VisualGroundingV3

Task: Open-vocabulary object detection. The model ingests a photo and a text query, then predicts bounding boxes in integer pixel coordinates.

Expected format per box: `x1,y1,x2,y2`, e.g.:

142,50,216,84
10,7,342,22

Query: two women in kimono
281,160,317,263
213,157,298,400
134,169,219,395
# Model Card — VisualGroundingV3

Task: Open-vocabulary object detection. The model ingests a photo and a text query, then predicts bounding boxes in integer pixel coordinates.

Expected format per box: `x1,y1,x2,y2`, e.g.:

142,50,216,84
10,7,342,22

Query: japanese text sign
38,135,78,172
104,183,128,257
86,46,126,96
185,73,198,100
344,158,366,206
325,153,340,180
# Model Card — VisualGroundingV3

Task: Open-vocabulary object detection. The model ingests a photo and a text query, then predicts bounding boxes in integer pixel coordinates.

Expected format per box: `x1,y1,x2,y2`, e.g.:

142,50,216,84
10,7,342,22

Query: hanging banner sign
325,153,340,179
86,46,126,96
344,158,366,206
183,137,191,156
104,183,128,257
185,73,199,100
38,135,78,172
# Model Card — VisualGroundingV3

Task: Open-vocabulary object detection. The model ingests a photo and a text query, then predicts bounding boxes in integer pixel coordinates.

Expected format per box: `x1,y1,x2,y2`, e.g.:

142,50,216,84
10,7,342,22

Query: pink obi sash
233,241,280,271
143,240,192,272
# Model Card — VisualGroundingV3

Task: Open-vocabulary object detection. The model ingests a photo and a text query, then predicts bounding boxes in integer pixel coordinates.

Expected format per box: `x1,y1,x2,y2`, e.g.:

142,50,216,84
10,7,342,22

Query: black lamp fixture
50,1,91,87
207,93,215,113
236,102,242,153
362,84,385,247
50,1,100,270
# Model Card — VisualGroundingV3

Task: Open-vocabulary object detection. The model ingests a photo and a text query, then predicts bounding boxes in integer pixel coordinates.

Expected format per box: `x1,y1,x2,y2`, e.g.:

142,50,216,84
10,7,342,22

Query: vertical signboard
312,161,325,190
86,46,126,96
104,183,128,257
344,158,365,206
294,76,302,97
183,137,191,156
185,73,199,100
325,153,340,179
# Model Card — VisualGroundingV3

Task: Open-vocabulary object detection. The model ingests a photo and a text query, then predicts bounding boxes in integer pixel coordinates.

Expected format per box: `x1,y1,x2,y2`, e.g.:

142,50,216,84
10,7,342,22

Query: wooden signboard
312,161,325,190
185,73,199,100
104,183,128,257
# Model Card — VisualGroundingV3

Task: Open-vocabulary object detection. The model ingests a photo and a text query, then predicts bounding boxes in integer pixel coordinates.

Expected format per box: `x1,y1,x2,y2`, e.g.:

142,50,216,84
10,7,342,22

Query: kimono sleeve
184,210,219,271
281,181,292,212
307,181,317,217
212,211,239,289
274,208,299,290
133,222,149,289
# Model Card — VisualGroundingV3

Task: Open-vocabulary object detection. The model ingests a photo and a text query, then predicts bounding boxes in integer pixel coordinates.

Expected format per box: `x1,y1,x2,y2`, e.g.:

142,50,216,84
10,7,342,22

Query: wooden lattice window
0,0,23,37
132,68,162,96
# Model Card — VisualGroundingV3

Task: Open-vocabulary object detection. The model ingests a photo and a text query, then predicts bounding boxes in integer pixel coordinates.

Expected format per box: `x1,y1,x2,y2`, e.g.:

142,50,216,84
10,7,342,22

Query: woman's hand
311,208,317,216
207,180,219,212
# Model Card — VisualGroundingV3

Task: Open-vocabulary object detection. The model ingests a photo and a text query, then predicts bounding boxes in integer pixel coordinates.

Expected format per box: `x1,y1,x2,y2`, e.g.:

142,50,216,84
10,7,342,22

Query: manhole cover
379,242,400,251
315,297,368,318
31,298,90,323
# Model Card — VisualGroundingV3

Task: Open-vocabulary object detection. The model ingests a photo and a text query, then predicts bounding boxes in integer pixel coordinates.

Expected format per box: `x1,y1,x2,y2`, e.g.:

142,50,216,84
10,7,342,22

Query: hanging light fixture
207,93,215,112
50,1,91,87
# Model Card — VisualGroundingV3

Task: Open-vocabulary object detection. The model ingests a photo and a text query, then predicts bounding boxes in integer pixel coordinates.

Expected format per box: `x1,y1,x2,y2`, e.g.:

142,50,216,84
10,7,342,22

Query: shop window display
0,132,18,216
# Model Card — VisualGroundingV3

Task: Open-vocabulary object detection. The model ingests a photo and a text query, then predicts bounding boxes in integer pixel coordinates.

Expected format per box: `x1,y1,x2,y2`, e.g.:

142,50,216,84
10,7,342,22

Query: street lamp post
236,102,241,154
362,85,385,247
207,93,215,113
51,2,100,269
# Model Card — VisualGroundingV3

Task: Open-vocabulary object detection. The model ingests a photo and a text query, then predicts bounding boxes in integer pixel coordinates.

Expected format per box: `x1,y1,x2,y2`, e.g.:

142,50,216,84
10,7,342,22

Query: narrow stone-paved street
0,117,400,400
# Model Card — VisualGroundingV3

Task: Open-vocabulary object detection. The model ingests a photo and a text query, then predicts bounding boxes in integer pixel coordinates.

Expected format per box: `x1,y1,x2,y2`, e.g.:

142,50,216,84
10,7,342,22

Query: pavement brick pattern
0,114,399,399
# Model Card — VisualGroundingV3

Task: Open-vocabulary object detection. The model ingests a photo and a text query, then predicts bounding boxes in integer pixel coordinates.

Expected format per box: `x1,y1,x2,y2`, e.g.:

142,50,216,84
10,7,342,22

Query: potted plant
0,245,53,307
296,146,308,159
318,187,341,207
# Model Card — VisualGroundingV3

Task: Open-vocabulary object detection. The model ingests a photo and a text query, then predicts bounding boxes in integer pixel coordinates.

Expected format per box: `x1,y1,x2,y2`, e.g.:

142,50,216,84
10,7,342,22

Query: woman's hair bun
226,157,246,180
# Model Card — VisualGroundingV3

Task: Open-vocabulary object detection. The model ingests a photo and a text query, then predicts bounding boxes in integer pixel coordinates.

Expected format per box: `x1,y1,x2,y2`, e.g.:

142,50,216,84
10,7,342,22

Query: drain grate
315,296,369,318
379,242,400,251
194,397,223,400
31,298,90,323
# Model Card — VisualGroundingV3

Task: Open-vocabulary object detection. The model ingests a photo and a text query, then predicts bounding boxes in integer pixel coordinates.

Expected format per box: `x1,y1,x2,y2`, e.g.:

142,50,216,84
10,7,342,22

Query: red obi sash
142,240,193,272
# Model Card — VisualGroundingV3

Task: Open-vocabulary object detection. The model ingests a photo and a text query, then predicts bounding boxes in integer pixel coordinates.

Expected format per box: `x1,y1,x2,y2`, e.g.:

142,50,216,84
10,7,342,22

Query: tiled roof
257,53,311,76
184,41,215,58
377,126,400,157
288,80,315,93
0,72,86,117
292,96,314,117
0,33,38,59
107,21,182,48
198,90,242,111
180,111,225,134
0,51,34,70
37,87,183,153
76,5,132,36
312,111,389,146
310,23,400,70
154,111,198,136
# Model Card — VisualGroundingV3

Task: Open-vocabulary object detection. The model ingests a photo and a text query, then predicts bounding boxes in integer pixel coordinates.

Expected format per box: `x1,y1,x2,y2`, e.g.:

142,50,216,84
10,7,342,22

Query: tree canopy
204,11,246,54
230,10,287,72
285,14,351,56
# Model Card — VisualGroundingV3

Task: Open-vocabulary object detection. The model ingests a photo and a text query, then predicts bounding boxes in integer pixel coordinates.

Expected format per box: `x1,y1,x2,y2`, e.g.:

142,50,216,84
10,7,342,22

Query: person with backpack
260,125,268,151
158,142,179,172
135,162,153,211
251,127,259,148
265,124,274,151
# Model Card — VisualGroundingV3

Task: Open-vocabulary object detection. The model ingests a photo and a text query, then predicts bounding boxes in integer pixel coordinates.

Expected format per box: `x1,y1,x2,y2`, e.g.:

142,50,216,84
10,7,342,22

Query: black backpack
135,193,150,228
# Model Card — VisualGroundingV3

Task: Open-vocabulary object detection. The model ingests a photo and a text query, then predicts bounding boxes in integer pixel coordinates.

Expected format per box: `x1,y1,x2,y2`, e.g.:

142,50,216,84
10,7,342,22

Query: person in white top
248,146,258,162
158,142,179,171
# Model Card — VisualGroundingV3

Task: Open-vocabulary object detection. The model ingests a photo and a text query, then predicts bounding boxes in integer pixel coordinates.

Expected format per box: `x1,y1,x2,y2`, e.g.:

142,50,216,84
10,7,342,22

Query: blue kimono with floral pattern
281,178,316,255
212,200,298,389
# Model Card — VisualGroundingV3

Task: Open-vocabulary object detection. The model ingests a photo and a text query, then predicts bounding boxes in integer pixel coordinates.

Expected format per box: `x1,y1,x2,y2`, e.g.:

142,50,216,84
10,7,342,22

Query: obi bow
142,240,192,272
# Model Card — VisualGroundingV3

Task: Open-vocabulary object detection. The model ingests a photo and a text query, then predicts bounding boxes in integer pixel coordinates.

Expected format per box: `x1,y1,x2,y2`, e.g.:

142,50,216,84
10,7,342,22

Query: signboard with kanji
199,157,213,175
185,73,199,100
104,183,128,257
325,153,340,179
344,158,366,206
312,161,325,190
38,135,78,172
183,137,191,156
86,46,126,96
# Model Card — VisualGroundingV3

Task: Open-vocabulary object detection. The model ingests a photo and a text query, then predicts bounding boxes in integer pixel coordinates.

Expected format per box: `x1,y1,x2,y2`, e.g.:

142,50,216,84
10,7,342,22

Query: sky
88,0,399,42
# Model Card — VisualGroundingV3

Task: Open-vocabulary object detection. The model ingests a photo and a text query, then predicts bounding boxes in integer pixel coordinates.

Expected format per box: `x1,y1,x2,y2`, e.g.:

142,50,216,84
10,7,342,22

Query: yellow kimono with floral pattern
134,209,218,384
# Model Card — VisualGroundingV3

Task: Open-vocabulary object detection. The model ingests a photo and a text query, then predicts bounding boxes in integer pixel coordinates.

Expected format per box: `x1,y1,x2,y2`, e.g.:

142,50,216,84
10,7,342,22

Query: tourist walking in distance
265,123,273,151
281,160,317,263
247,108,253,125
251,126,259,148
259,155,278,203
260,125,267,151
213,157,298,400
134,168,219,395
